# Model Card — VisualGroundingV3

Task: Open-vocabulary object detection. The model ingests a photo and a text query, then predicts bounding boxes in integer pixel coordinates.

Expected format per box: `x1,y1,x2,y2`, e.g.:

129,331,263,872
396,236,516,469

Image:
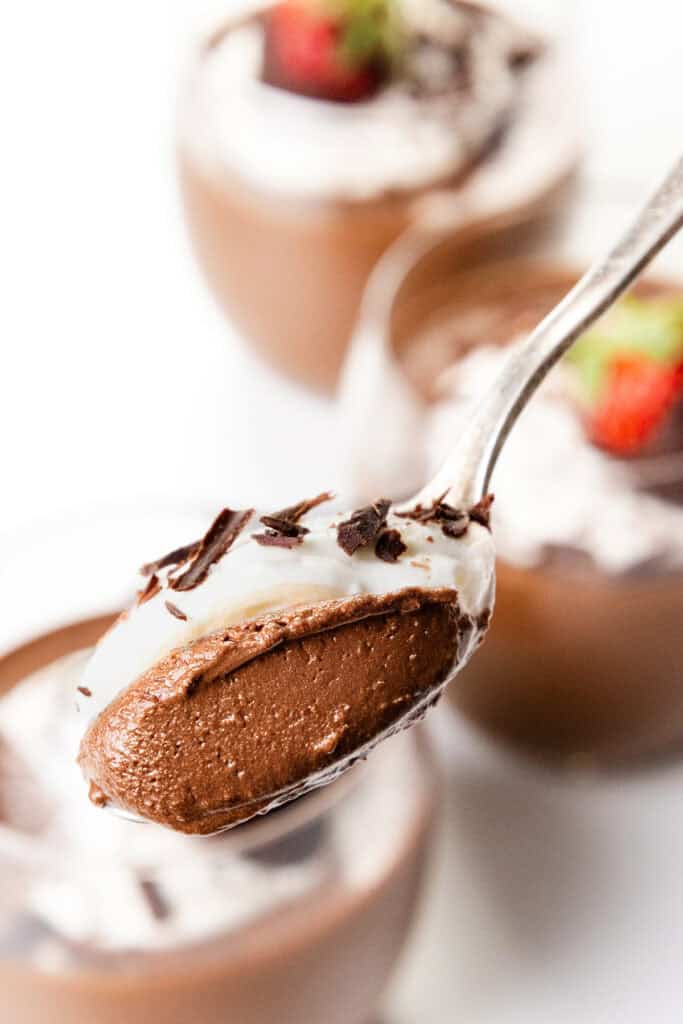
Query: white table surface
1,3,683,1021
389,709,683,1024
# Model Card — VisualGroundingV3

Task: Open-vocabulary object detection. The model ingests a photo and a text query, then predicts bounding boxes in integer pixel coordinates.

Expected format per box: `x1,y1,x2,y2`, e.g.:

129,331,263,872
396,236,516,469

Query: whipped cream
0,651,427,955
178,1,537,201
428,345,683,573
79,502,495,725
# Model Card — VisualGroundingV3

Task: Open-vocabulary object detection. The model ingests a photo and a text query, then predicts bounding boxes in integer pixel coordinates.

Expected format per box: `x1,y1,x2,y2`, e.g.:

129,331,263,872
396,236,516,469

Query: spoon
82,154,683,834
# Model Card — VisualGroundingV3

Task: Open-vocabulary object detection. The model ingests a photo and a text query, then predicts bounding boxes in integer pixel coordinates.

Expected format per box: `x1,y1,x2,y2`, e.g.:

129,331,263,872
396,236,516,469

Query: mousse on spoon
79,153,683,833
78,494,494,833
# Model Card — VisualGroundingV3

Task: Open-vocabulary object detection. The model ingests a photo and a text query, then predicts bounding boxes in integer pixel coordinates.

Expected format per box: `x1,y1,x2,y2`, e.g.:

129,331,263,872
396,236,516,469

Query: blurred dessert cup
339,204,683,764
0,617,437,1024
177,0,577,391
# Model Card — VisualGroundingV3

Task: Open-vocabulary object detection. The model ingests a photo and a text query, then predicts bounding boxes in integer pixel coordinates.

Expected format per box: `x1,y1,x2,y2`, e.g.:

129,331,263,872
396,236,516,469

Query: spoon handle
419,153,683,509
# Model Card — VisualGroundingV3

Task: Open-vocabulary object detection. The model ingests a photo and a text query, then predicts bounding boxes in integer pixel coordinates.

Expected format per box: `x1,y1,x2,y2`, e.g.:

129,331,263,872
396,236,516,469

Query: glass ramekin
0,615,438,1024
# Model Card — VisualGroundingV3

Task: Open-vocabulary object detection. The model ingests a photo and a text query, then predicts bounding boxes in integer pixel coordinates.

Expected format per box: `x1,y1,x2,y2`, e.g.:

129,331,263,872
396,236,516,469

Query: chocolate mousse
77,494,494,831
177,0,550,390
372,260,683,762
80,589,458,833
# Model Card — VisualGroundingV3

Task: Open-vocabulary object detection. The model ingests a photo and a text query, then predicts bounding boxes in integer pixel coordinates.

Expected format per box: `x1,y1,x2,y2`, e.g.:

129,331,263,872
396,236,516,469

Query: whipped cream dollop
428,346,683,574
79,500,495,726
178,1,539,201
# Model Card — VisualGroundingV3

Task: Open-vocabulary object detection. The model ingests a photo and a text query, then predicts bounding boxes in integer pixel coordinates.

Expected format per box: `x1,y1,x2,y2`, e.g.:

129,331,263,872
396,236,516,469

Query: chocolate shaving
476,608,491,632
257,491,333,544
259,516,309,539
77,686,92,698
138,574,161,605
170,508,254,592
139,879,171,922
398,494,469,539
254,532,304,549
337,499,390,556
398,491,496,539
469,494,494,530
395,491,450,523
375,529,406,563
270,491,333,524
165,600,188,621
140,541,200,578
441,516,469,540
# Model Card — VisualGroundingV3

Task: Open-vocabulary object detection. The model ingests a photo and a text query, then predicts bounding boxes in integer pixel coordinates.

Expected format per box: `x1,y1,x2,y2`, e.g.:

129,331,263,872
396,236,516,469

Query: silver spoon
406,153,683,510
96,155,683,831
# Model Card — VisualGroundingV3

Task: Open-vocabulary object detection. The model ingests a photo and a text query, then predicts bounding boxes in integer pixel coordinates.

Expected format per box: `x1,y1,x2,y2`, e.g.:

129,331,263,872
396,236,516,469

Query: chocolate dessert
177,0,549,390
390,261,683,762
77,495,494,832
0,621,437,1024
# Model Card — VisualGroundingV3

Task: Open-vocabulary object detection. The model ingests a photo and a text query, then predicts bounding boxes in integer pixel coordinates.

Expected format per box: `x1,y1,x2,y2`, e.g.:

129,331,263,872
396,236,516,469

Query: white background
1,3,683,1022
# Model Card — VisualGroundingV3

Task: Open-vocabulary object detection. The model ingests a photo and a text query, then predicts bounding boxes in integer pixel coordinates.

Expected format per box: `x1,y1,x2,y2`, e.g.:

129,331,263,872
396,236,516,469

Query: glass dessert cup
0,618,438,1024
379,237,683,765
176,3,577,393
454,555,683,764
178,150,416,392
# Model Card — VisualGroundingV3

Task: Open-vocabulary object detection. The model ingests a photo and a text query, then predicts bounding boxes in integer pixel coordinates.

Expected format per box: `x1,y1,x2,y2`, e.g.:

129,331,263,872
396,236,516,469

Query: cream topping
78,504,495,725
178,2,537,201
428,345,683,573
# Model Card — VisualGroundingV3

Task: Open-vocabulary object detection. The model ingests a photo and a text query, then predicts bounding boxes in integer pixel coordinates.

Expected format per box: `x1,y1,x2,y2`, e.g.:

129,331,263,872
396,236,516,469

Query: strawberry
566,294,683,456
590,356,683,455
568,295,683,404
263,0,400,103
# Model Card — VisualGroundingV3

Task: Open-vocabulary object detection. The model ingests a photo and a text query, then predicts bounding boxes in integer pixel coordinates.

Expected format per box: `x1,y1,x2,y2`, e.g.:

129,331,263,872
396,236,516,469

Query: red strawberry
590,356,683,455
263,2,384,103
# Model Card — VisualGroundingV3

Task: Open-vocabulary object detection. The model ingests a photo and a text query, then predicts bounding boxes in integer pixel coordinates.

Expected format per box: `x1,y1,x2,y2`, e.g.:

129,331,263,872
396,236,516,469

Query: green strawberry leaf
324,0,404,69
566,295,683,405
